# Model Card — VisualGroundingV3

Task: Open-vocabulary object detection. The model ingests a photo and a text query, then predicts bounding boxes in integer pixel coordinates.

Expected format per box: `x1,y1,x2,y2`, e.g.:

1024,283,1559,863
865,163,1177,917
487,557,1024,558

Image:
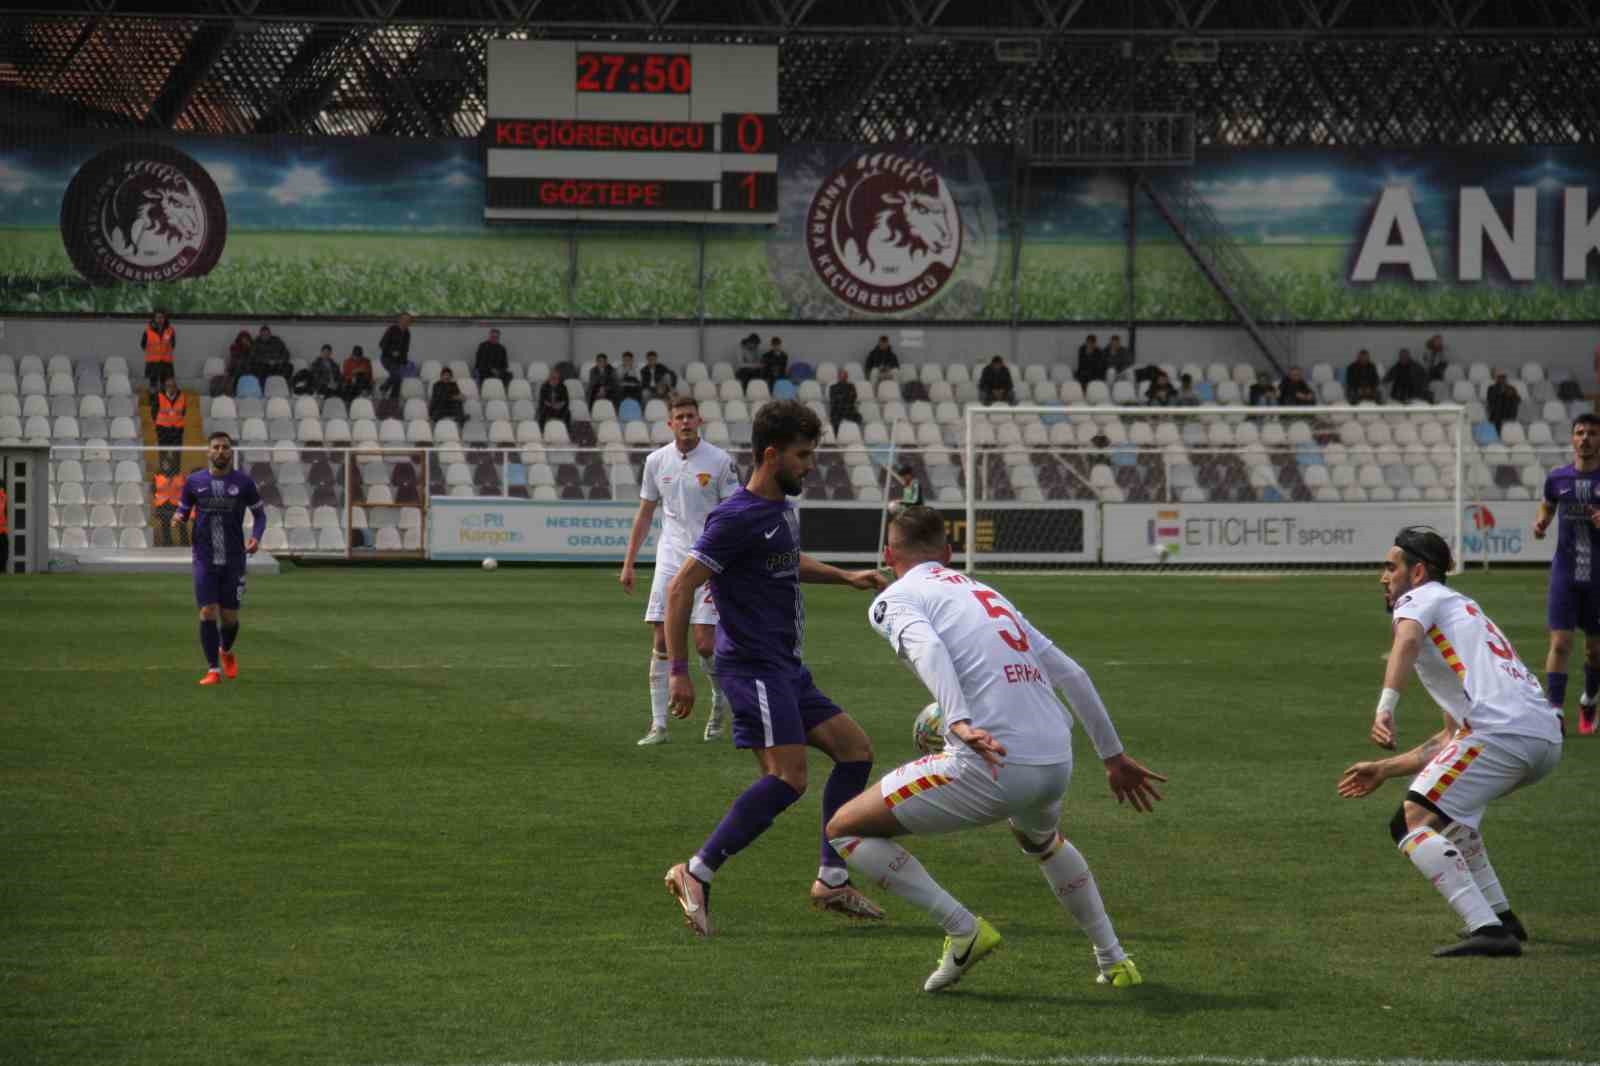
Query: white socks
1444,823,1510,913
701,654,724,715
648,652,669,729
1400,826,1497,932
1033,835,1126,967
831,836,975,936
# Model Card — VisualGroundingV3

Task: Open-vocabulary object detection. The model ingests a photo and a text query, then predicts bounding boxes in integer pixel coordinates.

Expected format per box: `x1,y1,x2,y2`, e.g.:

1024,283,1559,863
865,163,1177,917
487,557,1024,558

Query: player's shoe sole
924,917,1001,992
1434,927,1522,958
220,651,238,680
663,863,713,937
810,879,885,920
198,670,222,686
1457,911,1527,943
637,727,670,746
1096,959,1143,987
1579,704,1597,736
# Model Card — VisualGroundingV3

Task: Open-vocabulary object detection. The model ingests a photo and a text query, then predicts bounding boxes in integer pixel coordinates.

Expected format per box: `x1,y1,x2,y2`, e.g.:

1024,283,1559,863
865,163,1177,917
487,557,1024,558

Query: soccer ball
1152,543,1170,563
482,557,498,571
912,702,945,755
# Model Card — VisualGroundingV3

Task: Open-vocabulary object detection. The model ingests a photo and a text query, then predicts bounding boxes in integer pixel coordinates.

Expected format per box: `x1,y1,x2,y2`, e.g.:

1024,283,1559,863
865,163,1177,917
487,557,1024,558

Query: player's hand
1370,711,1396,750
845,568,889,592
1338,761,1385,798
1105,753,1166,813
1588,508,1600,531
1533,520,1548,540
245,537,259,555
619,562,635,593
668,675,696,719
953,726,1006,778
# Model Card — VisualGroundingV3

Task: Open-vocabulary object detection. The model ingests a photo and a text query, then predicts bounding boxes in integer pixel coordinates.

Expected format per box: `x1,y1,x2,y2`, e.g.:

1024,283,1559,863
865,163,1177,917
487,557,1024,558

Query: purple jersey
1543,463,1600,584
179,468,265,568
688,488,804,677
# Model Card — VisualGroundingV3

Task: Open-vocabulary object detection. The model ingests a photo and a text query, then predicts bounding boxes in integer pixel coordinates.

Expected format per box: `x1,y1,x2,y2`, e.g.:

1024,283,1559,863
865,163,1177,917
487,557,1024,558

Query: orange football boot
220,650,238,680
198,669,223,686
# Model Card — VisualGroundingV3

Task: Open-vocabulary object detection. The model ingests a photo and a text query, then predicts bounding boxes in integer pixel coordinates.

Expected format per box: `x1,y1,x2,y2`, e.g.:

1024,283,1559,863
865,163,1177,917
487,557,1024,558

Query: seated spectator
640,350,676,399
864,336,900,383
474,328,511,387
378,312,414,401
617,352,644,406
1075,334,1106,389
299,344,343,399
828,369,861,434
342,345,374,401
1249,372,1278,407
1177,373,1200,406
1105,334,1134,376
1422,333,1448,381
429,367,466,424
1557,374,1585,403
735,332,763,387
1278,366,1315,406
538,367,571,428
887,462,924,517
1384,348,1430,404
586,353,618,406
249,325,292,382
761,336,789,385
224,330,253,389
1146,370,1175,406
1346,349,1380,404
978,355,1015,405
1486,370,1520,433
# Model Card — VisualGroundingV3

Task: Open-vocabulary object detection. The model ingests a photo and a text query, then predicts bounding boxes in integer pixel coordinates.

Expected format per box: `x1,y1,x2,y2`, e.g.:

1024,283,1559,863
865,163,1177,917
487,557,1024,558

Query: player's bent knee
1010,824,1058,856
1401,793,1449,833
1387,804,1409,844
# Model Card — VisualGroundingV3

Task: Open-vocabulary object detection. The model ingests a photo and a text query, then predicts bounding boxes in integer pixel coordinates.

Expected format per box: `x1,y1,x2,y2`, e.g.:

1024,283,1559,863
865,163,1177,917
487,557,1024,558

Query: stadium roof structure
0,0,1597,143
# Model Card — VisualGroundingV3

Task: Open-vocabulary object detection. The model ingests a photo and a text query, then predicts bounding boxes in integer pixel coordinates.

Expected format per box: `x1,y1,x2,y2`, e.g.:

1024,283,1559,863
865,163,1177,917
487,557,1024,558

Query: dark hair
888,505,948,554
351,345,364,357
1394,525,1452,583
667,392,699,412
208,431,234,444
751,399,820,463
1573,413,1600,432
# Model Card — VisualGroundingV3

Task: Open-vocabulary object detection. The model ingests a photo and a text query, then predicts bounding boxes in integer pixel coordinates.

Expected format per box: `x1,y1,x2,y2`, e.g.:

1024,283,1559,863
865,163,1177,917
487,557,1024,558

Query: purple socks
819,760,872,873
199,620,220,670
1548,671,1568,708
695,774,802,873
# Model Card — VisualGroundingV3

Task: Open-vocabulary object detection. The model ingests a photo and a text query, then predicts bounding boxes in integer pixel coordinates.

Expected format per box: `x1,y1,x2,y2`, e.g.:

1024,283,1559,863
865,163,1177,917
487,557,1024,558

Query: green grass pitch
2,567,1596,1065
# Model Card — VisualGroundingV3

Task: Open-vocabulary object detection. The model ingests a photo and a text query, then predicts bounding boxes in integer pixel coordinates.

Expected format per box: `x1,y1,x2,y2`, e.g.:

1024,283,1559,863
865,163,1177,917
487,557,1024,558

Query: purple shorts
718,667,844,750
1547,578,1600,634
194,561,247,610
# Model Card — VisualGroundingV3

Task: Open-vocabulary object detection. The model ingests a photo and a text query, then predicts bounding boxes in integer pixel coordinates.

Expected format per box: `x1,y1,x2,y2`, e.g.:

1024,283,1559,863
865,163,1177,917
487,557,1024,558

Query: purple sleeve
178,477,196,519
688,505,746,575
1543,474,1557,506
246,479,267,540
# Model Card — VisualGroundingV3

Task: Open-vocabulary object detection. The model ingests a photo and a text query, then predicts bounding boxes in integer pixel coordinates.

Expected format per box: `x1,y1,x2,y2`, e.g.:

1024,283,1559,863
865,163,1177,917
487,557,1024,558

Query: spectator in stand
301,344,343,399
617,352,644,406
865,336,900,384
1486,370,1521,435
978,355,1015,406
140,309,177,394
640,350,676,400
1384,348,1430,404
1177,374,1201,406
342,345,374,401
151,470,185,547
153,372,187,472
1278,366,1316,406
538,366,571,429
1346,349,1380,404
1075,334,1106,389
1421,333,1448,381
1249,371,1278,407
887,462,924,517
428,366,466,425
474,328,511,387
1105,334,1134,377
224,330,253,390
249,325,291,383
1146,370,1175,406
378,312,415,400
828,368,862,434
735,332,764,387
761,336,790,386
586,353,618,407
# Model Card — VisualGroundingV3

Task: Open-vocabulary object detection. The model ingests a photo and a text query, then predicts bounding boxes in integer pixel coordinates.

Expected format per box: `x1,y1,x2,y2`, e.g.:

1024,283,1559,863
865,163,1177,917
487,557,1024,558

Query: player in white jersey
1339,527,1563,958
620,394,741,746
824,506,1167,992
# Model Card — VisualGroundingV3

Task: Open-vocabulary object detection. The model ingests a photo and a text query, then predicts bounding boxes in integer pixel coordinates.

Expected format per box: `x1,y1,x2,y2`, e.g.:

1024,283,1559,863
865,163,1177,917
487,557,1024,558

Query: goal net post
961,403,1471,571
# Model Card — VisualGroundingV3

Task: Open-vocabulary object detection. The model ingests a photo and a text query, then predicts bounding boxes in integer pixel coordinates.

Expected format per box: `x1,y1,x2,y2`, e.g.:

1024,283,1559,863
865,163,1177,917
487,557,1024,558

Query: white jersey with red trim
639,439,740,565
869,562,1072,765
1390,581,1562,743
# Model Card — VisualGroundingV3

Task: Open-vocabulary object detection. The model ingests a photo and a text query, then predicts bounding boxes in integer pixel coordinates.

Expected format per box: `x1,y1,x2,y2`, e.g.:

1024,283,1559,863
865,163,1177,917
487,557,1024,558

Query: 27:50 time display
576,53,692,95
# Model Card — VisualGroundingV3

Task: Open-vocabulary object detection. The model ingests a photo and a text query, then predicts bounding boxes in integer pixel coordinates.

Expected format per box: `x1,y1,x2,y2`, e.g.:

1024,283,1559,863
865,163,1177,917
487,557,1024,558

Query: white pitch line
373,1056,1599,1066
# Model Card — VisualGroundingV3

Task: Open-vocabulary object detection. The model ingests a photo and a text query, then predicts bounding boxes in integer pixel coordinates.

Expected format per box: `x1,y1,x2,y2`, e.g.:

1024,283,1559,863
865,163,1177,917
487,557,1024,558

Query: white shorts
644,560,719,627
880,752,1072,839
1408,731,1561,830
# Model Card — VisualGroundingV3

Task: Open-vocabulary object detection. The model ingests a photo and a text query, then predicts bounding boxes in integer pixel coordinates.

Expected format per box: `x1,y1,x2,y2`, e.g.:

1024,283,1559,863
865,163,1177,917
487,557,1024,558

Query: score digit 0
721,113,782,156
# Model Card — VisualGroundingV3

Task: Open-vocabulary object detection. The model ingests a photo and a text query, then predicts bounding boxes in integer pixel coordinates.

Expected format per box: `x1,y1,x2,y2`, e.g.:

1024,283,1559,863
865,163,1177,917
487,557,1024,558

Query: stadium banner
1104,501,1555,565
428,497,662,562
797,500,1096,563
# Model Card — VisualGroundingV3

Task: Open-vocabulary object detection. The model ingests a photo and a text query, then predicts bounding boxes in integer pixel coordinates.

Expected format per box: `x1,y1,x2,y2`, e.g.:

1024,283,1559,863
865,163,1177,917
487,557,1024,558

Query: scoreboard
485,42,779,224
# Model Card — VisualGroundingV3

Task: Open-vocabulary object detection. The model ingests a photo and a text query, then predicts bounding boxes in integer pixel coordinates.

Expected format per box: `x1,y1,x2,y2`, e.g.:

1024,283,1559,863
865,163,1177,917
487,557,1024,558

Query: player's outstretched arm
664,556,711,719
1104,753,1166,813
798,553,887,591
1338,720,1453,798
1023,620,1125,760
1371,619,1424,749
1533,499,1554,539
619,497,658,593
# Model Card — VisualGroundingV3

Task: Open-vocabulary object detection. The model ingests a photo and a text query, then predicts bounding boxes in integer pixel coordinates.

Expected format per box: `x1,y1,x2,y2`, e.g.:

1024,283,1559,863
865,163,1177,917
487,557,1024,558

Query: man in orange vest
140,309,177,394
0,482,9,574
152,470,185,547
154,372,187,474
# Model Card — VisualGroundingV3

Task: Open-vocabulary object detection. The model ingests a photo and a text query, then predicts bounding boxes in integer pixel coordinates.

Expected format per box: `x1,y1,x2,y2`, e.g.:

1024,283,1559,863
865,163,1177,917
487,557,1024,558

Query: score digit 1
720,171,777,213
720,112,783,155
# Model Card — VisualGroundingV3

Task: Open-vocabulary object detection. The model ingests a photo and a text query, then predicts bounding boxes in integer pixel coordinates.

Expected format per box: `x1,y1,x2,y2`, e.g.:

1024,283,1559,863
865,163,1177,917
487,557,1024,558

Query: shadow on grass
957,983,1287,1015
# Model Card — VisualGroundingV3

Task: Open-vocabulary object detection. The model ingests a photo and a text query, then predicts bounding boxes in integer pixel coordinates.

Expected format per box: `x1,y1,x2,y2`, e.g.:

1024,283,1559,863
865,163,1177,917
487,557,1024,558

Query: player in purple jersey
173,432,266,686
1533,412,1600,735
659,400,889,935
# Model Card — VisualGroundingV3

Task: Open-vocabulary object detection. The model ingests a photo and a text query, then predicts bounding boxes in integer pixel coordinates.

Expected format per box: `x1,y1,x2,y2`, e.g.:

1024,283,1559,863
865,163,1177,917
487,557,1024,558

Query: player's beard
776,467,805,496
